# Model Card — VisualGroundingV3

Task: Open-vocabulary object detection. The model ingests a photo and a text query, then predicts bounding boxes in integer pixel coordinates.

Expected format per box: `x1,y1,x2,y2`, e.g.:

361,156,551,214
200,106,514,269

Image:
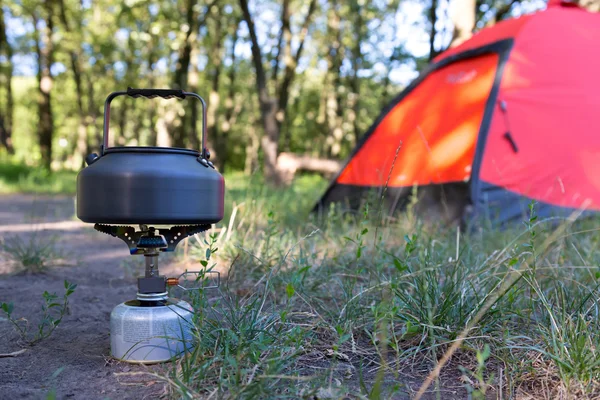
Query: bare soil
0,195,177,399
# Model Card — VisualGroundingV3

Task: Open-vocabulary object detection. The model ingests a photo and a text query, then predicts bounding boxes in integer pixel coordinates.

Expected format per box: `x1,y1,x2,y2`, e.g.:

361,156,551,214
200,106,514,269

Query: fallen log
276,152,342,184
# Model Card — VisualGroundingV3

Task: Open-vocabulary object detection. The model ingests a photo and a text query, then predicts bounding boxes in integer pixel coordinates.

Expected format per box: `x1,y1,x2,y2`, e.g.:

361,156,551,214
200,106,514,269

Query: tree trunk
259,106,281,184
380,0,402,107
322,0,344,157
75,100,89,168
428,0,439,60
244,118,260,175
34,4,55,170
188,46,200,150
131,107,144,145
349,0,364,144
276,0,317,128
239,0,282,185
0,4,14,153
277,0,317,150
116,35,138,146
270,0,289,83
87,0,103,151
380,58,395,107
206,4,224,160
156,106,176,148
146,24,158,146
85,73,99,151
115,55,132,146
171,0,198,149
57,0,89,165
216,19,241,171
450,0,476,46
240,0,317,185
187,3,216,151
116,101,127,146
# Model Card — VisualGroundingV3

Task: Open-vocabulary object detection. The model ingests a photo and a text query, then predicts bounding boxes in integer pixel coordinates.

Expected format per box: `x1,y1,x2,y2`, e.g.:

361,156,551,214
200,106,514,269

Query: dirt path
0,195,177,399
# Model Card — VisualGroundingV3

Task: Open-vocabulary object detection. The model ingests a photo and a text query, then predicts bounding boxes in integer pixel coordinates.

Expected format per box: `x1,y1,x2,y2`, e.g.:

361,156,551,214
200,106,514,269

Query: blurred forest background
0,0,598,184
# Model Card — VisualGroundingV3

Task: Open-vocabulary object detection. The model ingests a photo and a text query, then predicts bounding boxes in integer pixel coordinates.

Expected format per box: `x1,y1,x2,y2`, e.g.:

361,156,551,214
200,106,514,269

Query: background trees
0,0,588,178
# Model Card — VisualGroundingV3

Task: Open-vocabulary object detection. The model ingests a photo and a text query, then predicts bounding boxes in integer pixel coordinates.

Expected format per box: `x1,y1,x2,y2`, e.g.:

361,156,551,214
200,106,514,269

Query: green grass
0,232,65,274
0,162,327,199
0,160,77,194
156,179,600,399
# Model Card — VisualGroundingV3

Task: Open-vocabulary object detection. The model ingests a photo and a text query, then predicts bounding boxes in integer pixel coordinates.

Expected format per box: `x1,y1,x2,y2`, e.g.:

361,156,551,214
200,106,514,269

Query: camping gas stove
97,223,216,363
76,88,224,363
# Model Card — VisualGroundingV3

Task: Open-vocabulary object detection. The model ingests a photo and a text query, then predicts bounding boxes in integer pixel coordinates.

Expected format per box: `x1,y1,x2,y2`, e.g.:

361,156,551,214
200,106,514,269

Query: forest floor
0,194,193,399
0,194,474,400
2,182,598,399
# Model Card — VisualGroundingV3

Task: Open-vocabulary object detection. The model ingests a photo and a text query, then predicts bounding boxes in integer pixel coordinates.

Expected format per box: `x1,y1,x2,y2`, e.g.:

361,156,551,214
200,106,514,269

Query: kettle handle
101,88,209,159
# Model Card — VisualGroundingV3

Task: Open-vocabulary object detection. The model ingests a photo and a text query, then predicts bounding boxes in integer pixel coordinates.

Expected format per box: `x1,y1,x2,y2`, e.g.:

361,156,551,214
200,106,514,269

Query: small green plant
44,366,66,400
1,232,63,274
534,302,600,389
1,280,77,345
459,344,494,400
523,201,539,275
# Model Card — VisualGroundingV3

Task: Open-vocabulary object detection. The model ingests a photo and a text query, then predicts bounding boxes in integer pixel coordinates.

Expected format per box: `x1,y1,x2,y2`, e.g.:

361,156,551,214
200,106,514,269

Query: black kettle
77,88,225,226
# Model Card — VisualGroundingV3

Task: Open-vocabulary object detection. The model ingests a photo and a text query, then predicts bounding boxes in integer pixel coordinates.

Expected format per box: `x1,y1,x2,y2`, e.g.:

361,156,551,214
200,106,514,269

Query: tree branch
493,0,520,23
239,0,269,103
276,0,318,114
270,0,289,83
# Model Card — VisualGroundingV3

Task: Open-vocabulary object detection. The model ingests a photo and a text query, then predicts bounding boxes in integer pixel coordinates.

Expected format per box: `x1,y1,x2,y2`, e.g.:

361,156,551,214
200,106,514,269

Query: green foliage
1,231,65,273
0,0,550,177
169,231,311,399
1,280,77,345
459,344,494,399
0,0,446,172
44,366,66,400
538,311,600,386
0,159,77,194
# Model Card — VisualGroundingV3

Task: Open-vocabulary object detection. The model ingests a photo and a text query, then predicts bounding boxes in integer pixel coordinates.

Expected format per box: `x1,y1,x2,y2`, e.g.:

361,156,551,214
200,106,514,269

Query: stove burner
94,223,210,255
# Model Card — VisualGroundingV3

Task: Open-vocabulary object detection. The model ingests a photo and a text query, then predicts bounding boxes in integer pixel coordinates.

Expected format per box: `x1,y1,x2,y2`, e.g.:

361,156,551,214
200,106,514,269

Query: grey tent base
467,181,595,228
313,180,594,228
313,182,470,224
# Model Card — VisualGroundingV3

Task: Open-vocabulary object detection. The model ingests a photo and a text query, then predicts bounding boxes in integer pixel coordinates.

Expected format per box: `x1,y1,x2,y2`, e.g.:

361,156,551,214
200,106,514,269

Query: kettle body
77,147,224,224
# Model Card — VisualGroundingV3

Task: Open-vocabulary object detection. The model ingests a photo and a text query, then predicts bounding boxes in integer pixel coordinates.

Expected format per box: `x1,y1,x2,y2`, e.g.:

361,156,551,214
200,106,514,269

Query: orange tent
315,1,600,225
